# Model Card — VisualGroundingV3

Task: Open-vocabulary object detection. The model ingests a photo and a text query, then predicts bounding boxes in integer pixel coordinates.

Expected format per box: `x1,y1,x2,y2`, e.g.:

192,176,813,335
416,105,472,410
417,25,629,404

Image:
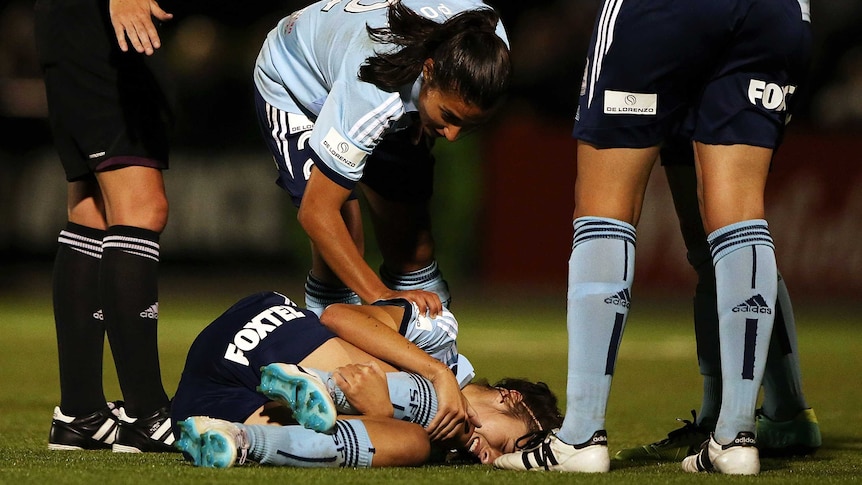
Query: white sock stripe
59,231,103,258
103,235,160,261
103,234,160,251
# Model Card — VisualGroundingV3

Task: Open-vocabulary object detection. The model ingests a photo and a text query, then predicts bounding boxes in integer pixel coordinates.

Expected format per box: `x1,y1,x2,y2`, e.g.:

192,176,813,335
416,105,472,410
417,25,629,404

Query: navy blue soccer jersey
171,292,334,425
171,291,473,427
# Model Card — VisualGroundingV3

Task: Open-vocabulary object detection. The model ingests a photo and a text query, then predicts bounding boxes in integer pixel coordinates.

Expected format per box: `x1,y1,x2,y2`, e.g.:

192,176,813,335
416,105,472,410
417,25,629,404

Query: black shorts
34,0,174,182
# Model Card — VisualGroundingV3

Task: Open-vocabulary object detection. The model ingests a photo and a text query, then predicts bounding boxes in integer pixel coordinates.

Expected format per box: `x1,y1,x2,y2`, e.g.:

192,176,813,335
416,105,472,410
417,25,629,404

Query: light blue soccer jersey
395,299,474,387
253,0,508,186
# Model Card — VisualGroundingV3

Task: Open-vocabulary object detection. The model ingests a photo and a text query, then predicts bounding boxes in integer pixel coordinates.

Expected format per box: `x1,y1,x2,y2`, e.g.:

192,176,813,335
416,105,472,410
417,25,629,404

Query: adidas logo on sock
139,303,159,320
604,289,631,308
732,294,772,314
93,309,104,321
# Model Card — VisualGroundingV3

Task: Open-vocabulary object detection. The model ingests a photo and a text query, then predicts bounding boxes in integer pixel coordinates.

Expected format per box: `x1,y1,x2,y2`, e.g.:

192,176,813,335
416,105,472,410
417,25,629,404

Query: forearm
320,305,450,381
303,214,387,302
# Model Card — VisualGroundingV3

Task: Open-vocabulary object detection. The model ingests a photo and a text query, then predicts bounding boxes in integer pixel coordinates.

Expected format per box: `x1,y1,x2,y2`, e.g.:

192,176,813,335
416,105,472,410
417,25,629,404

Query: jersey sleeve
309,79,406,190
400,301,461,372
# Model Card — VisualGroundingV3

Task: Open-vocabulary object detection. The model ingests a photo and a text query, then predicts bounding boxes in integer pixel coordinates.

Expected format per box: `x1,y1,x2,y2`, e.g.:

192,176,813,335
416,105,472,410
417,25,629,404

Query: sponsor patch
287,112,314,134
603,90,657,115
321,127,366,169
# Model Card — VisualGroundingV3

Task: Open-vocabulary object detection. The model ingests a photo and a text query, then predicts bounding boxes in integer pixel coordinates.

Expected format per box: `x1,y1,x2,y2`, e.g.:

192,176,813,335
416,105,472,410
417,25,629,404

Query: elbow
319,304,349,330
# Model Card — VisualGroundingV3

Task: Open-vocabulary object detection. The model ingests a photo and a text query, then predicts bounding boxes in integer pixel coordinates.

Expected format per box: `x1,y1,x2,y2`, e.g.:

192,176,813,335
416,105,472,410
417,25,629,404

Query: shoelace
655,410,705,446
516,429,552,451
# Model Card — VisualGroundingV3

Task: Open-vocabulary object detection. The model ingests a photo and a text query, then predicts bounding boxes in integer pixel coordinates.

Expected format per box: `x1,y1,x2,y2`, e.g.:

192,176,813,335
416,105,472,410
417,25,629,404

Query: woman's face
457,387,531,465
416,61,487,142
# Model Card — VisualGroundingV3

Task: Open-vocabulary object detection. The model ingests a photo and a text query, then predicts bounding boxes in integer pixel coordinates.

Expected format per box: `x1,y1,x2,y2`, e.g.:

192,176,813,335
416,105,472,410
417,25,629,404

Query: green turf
1,279,859,484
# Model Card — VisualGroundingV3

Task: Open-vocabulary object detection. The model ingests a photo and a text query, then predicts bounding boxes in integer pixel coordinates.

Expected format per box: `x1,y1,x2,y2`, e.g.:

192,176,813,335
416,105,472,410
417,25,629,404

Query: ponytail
359,2,511,110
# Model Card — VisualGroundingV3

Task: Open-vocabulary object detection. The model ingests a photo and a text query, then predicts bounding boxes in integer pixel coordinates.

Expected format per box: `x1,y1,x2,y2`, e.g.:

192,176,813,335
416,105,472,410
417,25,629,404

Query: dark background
2,1,861,299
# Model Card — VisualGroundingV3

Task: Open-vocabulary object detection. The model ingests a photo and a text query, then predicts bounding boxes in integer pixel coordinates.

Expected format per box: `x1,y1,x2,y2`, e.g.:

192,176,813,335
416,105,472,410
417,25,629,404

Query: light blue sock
244,420,374,468
309,369,438,427
760,273,809,420
304,272,361,317
557,217,635,445
710,220,777,444
380,260,451,308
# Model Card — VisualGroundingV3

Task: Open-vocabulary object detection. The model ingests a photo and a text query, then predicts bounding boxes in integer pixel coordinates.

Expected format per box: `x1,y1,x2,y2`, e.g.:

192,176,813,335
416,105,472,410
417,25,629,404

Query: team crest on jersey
603,90,657,115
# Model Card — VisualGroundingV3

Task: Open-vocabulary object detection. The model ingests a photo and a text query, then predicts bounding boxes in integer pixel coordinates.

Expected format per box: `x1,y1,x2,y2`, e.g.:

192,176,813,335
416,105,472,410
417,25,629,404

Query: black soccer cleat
48,401,122,450
113,405,178,453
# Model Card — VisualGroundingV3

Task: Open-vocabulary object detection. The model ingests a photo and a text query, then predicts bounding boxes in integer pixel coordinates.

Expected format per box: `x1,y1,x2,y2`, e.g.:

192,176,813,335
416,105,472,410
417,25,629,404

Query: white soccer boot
493,429,610,472
681,431,760,475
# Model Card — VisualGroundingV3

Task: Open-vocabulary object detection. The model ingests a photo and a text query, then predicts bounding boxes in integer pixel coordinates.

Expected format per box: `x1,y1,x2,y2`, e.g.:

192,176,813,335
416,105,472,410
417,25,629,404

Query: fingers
110,0,172,55
332,362,378,388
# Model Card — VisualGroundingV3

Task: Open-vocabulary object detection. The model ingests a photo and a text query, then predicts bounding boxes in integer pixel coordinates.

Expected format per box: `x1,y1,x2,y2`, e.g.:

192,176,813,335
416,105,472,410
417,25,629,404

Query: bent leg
361,184,450,307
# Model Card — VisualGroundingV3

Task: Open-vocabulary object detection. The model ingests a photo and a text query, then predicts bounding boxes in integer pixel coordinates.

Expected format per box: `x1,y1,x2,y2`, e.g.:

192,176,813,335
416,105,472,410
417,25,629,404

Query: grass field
1,268,860,484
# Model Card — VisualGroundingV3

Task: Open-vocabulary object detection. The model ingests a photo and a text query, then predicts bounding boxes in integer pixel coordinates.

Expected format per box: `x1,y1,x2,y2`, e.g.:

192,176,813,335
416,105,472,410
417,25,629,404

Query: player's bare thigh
693,142,772,233
573,142,660,225
95,165,168,231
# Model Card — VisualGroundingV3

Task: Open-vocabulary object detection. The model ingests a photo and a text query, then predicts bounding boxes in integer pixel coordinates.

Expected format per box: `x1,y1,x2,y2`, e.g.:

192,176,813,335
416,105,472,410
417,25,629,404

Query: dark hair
494,378,564,434
358,1,511,111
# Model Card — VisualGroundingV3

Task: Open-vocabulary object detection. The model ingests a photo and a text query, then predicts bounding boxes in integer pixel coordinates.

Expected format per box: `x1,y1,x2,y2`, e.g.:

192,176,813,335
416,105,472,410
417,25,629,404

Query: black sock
53,222,108,416
100,225,168,417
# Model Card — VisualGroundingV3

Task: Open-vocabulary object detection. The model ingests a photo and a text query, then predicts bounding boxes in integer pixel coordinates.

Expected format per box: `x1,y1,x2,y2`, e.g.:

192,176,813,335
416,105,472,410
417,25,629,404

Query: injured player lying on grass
171,291,563,467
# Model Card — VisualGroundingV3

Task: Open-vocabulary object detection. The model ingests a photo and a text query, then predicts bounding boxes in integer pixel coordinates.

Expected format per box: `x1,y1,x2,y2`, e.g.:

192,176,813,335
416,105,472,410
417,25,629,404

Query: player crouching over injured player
171,291,562,467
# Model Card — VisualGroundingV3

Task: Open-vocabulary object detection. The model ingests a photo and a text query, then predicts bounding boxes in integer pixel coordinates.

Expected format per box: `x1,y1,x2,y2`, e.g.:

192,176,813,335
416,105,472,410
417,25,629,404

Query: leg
681,143,776,475
497,143,657,473
305,199,363,315
361,184,451,307
48,179,123,450
664,164,722,429
560,143,656,442
177,416,429,468
95,165,174,452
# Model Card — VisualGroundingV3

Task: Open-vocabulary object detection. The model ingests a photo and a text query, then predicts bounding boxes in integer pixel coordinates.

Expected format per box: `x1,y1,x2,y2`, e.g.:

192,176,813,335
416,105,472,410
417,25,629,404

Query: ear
422,58,435,82
502,389,524,404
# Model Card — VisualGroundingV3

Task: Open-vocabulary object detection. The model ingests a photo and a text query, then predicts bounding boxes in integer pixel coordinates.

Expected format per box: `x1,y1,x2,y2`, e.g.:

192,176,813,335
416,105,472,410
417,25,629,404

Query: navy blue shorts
572,0,812,150
171,292,336,427
254,87,435,206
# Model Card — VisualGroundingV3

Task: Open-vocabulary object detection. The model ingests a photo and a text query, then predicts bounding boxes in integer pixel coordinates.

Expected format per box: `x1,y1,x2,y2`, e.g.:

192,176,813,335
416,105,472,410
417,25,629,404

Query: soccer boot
493,429,610,472
258,363,337,433
756,408,822,457
48,401,122,450
681,432,760,475
176,416,250,468
113,405,177,453
613,410,711,461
